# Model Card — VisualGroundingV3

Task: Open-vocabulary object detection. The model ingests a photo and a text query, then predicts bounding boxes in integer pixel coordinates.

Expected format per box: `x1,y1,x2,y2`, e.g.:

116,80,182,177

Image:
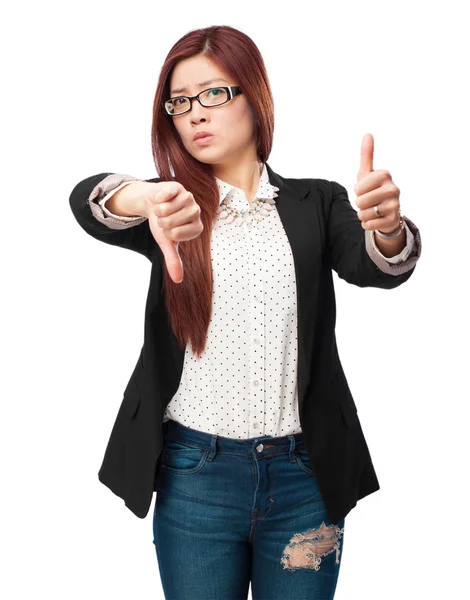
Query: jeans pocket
161,438,209,474
294,448,314,475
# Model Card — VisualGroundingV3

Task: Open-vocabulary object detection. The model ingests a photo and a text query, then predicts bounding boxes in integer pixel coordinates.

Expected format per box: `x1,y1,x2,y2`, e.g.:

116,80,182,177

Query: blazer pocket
122,354,144,418
332,371,358,430
122,384,142,418
336,371,358,412
338,397,358,429
122,348,144,418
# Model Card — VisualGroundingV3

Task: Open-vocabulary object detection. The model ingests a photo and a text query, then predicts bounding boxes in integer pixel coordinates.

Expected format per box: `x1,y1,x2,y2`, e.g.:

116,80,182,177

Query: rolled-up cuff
88,174,148,230
365,215,422,275
99,182,144,222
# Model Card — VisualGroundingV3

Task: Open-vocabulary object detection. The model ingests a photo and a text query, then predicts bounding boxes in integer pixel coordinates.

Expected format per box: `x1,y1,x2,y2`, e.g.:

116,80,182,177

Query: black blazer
69,162,419,524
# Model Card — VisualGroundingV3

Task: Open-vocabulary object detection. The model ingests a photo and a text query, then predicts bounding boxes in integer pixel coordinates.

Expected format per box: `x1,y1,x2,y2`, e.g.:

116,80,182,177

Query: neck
213,159,263,196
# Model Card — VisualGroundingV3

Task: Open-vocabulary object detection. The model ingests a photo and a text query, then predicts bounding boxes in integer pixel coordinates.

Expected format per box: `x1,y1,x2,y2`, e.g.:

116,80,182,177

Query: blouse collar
214,162,280,206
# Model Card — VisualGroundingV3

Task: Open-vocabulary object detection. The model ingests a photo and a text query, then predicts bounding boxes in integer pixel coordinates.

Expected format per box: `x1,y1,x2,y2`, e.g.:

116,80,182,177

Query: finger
155,203,197,230
167,246,184,284
357,198,399,221
160,236,184,283
357,133,374,182
360,212,399,231
153,186,185,217
354,169,396,199
148,210,184,283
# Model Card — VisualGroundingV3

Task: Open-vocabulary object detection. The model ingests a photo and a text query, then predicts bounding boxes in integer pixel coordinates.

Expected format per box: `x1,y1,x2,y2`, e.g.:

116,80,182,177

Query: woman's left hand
354,133,401,234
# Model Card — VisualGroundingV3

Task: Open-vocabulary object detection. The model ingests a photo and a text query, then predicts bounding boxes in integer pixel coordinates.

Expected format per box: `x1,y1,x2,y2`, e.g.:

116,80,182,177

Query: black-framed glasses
162,86,243,116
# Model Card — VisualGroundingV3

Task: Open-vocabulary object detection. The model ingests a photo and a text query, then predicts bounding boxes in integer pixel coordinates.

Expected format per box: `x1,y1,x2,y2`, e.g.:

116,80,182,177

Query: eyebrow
170,78,228,95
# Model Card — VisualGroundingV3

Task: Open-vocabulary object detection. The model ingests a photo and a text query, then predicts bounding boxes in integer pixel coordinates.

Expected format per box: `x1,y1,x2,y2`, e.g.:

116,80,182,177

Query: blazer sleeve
326,180,422,288
69,173,162,261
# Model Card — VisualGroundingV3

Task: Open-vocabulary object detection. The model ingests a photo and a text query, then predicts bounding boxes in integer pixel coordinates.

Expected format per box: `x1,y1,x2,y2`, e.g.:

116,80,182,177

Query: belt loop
207,434,217,461
288,434,296,462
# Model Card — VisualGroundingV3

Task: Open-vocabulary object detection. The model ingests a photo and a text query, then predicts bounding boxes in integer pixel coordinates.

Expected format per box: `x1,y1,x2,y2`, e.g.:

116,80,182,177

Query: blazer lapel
265,162,322,411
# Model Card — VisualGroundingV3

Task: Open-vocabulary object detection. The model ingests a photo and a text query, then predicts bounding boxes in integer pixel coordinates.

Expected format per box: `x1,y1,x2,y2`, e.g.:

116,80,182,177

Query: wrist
106,181,149,218
375,213,404,239
373,225,406,257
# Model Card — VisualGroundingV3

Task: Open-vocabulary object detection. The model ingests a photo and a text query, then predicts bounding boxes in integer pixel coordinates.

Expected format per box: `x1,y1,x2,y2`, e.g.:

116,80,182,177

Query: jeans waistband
162,418,308,458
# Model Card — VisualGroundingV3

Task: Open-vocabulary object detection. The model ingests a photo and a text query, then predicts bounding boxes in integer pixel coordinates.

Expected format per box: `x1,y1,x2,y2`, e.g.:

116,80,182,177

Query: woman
69,25,421,600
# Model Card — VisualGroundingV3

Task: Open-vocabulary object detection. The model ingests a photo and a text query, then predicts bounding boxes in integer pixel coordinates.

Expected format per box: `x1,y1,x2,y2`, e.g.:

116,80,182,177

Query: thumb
160,236,184,284
147,211,184,284
357,133,374,182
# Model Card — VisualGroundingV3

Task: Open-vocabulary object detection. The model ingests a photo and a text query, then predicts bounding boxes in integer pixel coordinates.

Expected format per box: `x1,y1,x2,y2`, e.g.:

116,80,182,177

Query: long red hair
150,25,274,358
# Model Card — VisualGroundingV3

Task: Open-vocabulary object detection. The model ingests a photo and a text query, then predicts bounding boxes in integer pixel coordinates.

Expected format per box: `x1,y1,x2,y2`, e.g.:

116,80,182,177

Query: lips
193,131,213,141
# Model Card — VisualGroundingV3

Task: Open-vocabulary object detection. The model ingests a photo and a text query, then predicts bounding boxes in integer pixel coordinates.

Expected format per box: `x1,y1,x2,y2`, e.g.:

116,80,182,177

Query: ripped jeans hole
280,521,345,571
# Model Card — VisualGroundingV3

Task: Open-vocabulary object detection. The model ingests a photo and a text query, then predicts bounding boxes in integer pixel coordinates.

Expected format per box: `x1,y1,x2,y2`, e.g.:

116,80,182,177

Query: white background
2,0,468,598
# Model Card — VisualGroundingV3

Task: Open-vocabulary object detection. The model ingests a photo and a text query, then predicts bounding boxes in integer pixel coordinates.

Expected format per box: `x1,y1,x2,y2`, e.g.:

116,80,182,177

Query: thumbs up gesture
354,133,401,234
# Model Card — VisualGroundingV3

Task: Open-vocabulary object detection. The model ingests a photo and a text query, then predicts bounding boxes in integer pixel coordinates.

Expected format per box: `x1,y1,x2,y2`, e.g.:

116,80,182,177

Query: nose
190,98,209,122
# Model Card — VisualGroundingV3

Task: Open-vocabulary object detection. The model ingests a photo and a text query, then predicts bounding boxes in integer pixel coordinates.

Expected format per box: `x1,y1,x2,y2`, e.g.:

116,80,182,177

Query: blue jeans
153,419,345,600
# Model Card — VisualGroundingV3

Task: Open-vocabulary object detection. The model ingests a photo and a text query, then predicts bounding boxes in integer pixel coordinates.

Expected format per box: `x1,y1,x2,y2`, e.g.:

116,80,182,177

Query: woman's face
167,55,257,166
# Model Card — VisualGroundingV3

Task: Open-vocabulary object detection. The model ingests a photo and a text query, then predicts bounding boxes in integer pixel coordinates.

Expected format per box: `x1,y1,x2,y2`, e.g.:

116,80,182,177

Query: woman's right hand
143,181,204,283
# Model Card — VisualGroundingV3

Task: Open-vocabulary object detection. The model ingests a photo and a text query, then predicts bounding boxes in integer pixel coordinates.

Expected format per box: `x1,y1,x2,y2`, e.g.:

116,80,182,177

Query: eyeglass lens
165,87,229,115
